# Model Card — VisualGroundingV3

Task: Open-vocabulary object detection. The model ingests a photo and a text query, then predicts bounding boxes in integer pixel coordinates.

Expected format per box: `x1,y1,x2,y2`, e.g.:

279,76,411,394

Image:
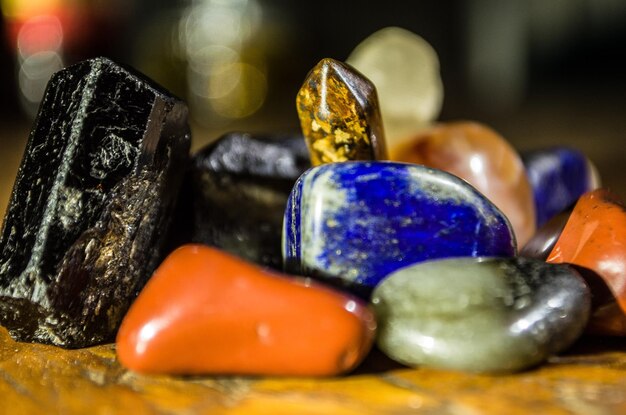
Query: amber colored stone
547,189,626,335
116,245,376,376
391,121,536,246
296,58,387,166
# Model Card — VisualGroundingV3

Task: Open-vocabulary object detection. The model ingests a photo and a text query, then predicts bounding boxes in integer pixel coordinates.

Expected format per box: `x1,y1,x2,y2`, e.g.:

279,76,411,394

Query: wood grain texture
1,326,625,414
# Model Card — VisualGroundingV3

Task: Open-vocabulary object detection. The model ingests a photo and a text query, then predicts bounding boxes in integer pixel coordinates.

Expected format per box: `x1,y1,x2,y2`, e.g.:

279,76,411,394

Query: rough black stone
0,57,190,347
187,132,310,269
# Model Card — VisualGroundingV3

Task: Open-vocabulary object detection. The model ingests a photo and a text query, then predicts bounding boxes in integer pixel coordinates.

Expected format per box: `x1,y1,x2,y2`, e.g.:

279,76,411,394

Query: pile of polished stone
1,28,624,377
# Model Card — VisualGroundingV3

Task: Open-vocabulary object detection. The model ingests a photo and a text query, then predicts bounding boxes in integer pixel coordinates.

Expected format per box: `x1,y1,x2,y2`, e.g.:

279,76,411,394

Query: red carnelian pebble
547,189,626,335
116,245,376,376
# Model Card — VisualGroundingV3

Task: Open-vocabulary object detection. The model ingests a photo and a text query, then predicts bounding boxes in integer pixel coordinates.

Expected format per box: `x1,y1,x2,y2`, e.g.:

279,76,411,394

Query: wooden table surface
1,326,625,415
1,85,626,414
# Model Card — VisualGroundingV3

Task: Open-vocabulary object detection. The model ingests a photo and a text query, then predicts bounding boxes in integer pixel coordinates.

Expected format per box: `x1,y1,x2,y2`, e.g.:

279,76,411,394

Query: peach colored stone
390,121,535,246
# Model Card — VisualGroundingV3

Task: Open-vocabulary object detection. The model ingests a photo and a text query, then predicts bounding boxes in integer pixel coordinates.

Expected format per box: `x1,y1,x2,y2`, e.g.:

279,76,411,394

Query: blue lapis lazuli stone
282,161,517,294
522,147,596,227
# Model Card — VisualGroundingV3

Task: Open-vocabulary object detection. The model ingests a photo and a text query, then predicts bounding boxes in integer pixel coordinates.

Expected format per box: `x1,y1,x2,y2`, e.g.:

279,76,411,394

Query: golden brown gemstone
296,58,387,166
391,121,536,246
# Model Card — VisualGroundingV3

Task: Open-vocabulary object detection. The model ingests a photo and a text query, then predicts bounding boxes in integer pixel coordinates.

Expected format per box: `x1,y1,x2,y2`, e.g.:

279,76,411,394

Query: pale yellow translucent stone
347,27,443,153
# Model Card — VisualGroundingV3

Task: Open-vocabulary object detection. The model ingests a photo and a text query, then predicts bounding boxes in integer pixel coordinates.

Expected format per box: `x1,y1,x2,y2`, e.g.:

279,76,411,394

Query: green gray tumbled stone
371,257,591,373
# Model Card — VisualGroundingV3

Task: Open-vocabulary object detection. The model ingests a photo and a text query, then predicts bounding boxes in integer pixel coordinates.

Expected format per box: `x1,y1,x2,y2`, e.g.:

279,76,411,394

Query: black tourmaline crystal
187,132,310,270
0,57,190,348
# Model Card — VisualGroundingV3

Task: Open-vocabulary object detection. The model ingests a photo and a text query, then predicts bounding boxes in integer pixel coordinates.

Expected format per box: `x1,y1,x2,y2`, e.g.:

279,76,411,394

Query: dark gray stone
188,132,310,270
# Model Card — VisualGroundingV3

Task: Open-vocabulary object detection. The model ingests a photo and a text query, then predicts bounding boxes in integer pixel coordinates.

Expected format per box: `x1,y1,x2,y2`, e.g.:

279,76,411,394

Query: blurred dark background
1,0,626,217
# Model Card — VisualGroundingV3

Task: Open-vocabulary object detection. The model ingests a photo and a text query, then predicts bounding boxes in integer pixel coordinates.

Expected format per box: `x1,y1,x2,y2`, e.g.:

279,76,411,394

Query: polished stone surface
548,189,626,335
347,26,443,150
184,132,310,269
372,257,591,373
283,161,516,294
0,58,190,348
117,245,376,376
390,121,536,246
522,147,600,226
296,58,387,165
520,210,570,260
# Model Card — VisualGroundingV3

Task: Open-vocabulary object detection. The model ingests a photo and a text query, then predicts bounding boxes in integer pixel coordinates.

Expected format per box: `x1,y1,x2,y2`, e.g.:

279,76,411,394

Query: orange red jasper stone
547,189,626,335
116,245,376,376
390,121,535,246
